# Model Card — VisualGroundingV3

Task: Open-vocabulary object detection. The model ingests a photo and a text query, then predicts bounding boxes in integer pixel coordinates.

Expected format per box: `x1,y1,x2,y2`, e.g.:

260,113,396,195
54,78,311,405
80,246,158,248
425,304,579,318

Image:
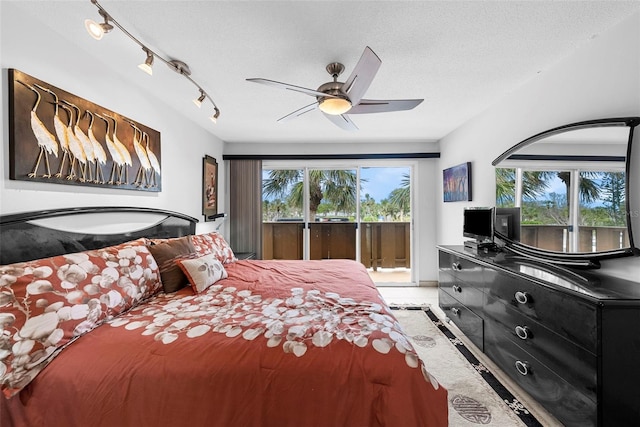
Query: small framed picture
443,162,472,202
202,155,218,220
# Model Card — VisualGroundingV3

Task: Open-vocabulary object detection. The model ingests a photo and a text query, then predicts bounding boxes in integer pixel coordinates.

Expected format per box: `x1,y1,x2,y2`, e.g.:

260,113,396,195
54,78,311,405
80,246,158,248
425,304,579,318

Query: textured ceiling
7,0,640,145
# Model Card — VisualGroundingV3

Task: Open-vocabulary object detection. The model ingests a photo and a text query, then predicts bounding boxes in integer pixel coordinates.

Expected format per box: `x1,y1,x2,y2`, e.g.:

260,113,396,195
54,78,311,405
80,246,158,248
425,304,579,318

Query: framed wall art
202,155,218,220
8,68,162,192
443,162,472,202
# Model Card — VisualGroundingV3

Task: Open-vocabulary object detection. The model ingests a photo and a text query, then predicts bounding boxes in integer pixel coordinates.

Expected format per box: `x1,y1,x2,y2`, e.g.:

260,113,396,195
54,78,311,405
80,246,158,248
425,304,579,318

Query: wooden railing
262,221,411,269
521,224,629,252
360,222,410,270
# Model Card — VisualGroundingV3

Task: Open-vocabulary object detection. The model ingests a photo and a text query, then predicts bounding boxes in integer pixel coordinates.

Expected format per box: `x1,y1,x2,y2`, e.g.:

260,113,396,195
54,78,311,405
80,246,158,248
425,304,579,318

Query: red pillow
0,238,161,397
189,232,237,264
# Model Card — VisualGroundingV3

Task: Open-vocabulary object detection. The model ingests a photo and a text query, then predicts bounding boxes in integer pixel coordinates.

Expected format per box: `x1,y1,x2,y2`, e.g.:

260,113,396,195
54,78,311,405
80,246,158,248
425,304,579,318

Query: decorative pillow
177,254,228,293
189,232,237,264
0,238,161,397
147,236,197,293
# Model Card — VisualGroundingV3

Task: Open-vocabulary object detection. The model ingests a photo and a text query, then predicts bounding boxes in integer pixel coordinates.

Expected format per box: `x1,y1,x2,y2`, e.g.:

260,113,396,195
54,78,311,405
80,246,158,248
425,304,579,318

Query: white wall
437,11,640,253
0,3,224,235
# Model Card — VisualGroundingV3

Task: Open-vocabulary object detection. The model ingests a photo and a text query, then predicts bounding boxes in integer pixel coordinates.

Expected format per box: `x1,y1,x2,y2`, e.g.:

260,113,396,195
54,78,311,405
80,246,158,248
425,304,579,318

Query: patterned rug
391,306,543,427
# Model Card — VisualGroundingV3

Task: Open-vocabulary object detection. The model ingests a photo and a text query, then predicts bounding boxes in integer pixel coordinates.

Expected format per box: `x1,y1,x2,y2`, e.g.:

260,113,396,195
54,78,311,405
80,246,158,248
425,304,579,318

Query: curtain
228,159,262,258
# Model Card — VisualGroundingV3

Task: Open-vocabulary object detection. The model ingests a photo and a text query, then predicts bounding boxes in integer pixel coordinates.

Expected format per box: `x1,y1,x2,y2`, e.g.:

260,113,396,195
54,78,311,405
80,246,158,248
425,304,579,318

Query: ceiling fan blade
277,102,319,122
323,112,358,131
246,78,335,98
347,99,424,114
342,47,382,106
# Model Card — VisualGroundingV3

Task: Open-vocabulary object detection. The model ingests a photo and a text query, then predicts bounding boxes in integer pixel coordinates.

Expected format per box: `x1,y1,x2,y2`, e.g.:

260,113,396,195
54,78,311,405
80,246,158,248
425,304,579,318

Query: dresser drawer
485,295,597,401
439,290,484,351
439,250,486,287
439,271,485,310
484,325,596,427
484,269,597,352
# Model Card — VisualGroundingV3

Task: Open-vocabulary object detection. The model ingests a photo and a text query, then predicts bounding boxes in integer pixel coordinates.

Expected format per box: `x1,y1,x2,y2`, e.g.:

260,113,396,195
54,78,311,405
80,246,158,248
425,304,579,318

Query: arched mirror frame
492,117,640,268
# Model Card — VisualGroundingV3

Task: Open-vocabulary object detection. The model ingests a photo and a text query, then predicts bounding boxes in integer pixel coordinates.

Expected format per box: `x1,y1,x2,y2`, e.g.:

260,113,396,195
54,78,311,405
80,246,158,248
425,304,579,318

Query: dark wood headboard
0,206,198,265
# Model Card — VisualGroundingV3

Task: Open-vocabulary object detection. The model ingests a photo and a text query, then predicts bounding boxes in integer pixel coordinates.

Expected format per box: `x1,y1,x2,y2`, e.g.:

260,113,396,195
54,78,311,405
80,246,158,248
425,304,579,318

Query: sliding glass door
360,167,411,284
308,168,358,261
262,169,304,260
262,162,414,285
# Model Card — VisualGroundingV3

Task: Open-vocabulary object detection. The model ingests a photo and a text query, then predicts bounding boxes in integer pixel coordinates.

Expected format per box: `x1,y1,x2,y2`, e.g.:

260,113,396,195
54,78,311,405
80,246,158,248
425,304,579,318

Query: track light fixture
138,48,154,75
85,0,220,123
210,107,220,124
193,89,206,108
84,9,113,40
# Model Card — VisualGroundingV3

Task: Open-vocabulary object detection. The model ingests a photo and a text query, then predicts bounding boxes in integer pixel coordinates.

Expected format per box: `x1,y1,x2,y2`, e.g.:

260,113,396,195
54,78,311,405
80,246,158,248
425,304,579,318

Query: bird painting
10,70,161,192
62,101,94,183
58,103,86,181
33,84,70,179
97,113,124,185
17,80,59,178
104,114,132,184
129,122,151,187
144,131,161,188
85,111,108,184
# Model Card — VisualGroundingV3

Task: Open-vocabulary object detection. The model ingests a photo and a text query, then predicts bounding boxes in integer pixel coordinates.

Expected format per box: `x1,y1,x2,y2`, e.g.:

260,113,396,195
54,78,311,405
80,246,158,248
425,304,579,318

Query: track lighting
84,9,113,40
210,107,220,124
193,90,206,108
85,0,221,123
138,48,154,75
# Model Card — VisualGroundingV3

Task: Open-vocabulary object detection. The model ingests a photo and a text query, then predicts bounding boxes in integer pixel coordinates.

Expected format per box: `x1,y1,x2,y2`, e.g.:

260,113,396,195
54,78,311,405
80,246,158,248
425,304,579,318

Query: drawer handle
515,325,531,340
515,291,530,304
451,307,460,316
452,285,462,293
452,262,462,271
515,360,530,376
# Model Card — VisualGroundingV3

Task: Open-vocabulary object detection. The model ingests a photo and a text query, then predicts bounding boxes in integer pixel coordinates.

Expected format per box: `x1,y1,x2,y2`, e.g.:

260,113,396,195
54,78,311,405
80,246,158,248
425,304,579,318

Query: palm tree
388,173,410,219
496,168,600,205
263,169,358,221
360,193,379,221
557,171,600,207
496,168,554,206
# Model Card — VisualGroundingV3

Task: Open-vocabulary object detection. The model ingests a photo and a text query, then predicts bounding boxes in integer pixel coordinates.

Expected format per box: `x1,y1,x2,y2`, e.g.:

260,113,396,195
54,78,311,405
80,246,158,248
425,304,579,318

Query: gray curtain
228,159,262,258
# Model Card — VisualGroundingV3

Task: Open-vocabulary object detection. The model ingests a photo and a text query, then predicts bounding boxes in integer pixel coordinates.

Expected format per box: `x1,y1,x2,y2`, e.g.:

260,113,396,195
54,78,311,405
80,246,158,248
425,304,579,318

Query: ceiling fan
246,46,423,131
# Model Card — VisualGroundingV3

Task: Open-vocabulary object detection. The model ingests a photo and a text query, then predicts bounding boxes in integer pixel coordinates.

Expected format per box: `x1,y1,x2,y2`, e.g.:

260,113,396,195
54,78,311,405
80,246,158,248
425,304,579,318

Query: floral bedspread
2,259,448,427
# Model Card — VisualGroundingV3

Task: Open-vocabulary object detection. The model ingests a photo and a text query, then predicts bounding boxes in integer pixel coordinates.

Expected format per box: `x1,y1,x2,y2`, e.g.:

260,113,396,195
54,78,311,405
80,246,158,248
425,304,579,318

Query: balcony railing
262,221,411,270
521,224,629,252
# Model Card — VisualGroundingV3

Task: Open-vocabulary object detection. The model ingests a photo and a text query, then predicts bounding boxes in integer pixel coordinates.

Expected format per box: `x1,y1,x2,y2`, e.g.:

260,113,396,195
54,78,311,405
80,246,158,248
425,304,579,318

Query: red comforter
2,260,447,426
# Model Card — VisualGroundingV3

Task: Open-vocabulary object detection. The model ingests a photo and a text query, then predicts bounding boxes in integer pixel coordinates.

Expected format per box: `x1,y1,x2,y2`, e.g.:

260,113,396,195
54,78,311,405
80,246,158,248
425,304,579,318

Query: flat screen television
463,207,494,242
495,207,521,242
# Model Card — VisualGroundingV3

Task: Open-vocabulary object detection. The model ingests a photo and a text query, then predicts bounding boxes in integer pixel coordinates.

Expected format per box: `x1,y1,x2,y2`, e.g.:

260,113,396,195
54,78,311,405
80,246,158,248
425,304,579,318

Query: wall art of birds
17,80,59,178
85,110,108,184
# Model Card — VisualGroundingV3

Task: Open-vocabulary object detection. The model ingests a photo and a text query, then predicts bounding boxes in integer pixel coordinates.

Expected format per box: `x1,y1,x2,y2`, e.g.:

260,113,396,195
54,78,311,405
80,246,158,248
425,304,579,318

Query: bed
0,207,448,426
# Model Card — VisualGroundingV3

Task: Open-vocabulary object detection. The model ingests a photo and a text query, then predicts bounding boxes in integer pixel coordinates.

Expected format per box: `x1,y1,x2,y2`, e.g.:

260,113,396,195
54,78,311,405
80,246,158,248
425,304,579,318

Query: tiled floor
377,285,444,316
367,267,412,284
378,286,563,427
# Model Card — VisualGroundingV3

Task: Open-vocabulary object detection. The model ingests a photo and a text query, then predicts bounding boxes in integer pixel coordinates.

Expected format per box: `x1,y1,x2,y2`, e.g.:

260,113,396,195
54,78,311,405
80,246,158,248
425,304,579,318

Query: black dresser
438,245,640,426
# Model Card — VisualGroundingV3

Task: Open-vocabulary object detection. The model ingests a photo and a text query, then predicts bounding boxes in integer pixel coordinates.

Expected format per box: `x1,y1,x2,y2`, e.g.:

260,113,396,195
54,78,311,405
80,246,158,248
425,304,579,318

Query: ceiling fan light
319,97,352,115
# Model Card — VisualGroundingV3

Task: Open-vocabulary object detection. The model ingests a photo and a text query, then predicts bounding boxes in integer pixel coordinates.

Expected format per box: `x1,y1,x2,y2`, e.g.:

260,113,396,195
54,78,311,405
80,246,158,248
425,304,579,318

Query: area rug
391,306,543,427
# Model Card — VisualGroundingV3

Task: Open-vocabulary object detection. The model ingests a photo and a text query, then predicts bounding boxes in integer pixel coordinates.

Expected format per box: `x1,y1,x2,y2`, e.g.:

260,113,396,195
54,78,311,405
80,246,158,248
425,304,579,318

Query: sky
360,167,408,202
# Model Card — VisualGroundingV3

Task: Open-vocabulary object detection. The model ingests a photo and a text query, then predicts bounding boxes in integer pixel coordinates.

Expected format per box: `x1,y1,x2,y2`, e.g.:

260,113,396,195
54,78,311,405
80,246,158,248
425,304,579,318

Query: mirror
493,117,640,267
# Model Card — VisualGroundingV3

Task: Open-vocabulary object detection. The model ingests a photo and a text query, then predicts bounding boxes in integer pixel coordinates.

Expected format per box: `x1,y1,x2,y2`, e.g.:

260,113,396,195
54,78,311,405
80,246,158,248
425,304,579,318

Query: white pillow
177,253,228,293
